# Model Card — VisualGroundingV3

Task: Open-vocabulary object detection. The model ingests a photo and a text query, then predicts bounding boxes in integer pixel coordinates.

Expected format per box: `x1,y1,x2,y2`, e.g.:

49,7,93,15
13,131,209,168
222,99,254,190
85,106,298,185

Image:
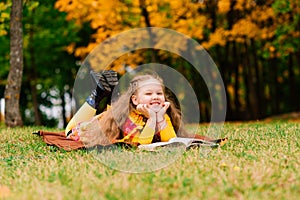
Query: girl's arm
137,117,156,144
135,104,157,144
155,102,176,142
157,114,177,142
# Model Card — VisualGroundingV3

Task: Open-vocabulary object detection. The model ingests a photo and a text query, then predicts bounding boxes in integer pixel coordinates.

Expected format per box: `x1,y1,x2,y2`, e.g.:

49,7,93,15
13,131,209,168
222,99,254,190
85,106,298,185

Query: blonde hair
83,72,187,147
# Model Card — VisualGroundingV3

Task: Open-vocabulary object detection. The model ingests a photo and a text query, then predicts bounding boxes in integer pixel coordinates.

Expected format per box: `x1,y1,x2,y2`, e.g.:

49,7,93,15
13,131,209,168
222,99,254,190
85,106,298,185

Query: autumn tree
51,0,300,121
199,0,300,119
1,0,81,127
4,0,24,127
55,0,214,121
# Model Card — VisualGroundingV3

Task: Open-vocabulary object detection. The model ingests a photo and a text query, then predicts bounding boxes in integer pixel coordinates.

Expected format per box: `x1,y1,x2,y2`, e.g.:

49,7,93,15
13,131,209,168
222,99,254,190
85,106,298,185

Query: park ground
0,118,299,200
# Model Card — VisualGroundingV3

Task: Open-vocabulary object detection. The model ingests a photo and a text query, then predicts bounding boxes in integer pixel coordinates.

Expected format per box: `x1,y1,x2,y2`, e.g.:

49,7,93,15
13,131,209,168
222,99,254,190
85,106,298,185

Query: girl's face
131,79,165,109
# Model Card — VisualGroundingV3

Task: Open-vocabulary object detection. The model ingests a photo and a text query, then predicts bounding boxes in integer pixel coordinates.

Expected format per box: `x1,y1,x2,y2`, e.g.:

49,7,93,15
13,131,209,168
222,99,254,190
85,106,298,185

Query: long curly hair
82,72,187,147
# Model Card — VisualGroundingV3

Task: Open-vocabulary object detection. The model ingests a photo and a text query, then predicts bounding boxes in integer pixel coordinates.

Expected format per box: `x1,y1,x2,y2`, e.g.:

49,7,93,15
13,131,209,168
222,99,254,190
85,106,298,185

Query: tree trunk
30,79,42,125
232,42,241,118
139,0,156,62
223,43,232,120
217,44,231,120
4,0,23,127
251,39,263,118
295,51,300,110
28,12,42,125
244,41,259,119
288,54,296,110
270,58,279,114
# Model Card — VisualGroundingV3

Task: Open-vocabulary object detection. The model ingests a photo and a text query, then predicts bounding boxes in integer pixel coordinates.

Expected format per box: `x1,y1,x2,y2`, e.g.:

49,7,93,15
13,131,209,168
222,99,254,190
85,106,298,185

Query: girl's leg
65,70,118,135
65,102,97,135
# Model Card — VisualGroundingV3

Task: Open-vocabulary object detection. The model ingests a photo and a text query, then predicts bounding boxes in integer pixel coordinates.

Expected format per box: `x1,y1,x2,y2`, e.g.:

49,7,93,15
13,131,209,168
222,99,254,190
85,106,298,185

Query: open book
138,137,226,151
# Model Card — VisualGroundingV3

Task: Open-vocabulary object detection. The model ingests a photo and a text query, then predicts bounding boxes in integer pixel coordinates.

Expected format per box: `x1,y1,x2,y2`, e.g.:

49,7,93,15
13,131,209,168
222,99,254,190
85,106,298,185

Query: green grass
0,121,299,199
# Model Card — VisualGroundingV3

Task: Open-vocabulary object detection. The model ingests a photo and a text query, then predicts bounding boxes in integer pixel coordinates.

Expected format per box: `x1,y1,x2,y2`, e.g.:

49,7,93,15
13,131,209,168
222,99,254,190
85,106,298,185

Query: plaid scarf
118,109,147,144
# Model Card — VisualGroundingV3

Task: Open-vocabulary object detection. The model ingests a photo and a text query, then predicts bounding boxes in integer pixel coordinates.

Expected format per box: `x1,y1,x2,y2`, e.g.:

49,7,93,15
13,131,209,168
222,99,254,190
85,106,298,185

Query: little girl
67,71,187,147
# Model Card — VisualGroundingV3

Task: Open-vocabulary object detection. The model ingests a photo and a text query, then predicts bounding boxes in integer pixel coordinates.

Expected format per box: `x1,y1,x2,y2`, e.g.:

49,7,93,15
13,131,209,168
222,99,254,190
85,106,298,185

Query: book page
169,137,207,146
138,137,218,151
138,141,174,151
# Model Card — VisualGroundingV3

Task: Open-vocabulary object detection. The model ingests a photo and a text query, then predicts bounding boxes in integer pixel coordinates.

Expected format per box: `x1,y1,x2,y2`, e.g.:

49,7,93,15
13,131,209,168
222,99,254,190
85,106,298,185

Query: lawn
0,121,299,200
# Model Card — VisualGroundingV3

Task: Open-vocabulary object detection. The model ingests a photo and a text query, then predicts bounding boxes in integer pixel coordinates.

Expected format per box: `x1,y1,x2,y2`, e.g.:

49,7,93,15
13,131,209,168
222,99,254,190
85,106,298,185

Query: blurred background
0,0,299,128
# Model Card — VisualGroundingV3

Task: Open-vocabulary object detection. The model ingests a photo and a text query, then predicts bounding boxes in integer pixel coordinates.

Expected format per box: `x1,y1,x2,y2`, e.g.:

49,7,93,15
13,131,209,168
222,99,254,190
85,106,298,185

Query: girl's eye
145,92,152,95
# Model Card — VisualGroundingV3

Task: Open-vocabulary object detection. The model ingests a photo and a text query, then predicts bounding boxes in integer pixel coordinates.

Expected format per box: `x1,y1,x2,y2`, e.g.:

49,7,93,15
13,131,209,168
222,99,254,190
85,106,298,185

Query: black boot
86,70,119,109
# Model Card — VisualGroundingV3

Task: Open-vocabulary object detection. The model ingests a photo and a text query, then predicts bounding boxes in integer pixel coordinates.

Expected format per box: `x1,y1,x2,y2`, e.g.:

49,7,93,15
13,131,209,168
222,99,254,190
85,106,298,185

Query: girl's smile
131,79,166,108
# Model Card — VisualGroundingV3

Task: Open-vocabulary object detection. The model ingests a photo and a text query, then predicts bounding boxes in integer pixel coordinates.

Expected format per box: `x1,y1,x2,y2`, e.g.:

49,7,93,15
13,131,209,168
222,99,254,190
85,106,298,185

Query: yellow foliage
218,0,231,14
1,12,9,19
230,19,259,40
234,0,247,11
261,28,275,40
55,0,211,61
169,0,183,10
227,84,234,97
251,7,274,23
0,29,7,36
203,28,227,49
0,2,9,11
55,0,294,63
0,2,10,36
269,46,275,52
64,43,76,54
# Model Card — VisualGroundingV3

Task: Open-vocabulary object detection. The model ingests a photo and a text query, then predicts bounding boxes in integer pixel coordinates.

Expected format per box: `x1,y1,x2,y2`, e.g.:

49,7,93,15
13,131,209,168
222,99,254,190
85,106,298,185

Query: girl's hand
156,102,170,121
136,104,156,119
137,104,157,130
155,102,170,130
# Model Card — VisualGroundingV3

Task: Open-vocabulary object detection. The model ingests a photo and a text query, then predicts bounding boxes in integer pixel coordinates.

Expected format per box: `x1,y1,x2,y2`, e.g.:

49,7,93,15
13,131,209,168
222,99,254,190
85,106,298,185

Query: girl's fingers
155,102,170,119
137,104,146,112
163,102,170,110
136,104,151,117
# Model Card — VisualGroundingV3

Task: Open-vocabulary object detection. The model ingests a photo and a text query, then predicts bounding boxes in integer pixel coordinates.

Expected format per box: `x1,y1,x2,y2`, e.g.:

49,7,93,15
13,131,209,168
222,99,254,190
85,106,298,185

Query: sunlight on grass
0,122,299,199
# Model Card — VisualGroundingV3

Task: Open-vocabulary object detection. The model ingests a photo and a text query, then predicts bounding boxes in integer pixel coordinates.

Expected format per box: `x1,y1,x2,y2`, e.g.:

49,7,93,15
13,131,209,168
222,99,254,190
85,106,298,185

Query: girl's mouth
150,102,160,105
